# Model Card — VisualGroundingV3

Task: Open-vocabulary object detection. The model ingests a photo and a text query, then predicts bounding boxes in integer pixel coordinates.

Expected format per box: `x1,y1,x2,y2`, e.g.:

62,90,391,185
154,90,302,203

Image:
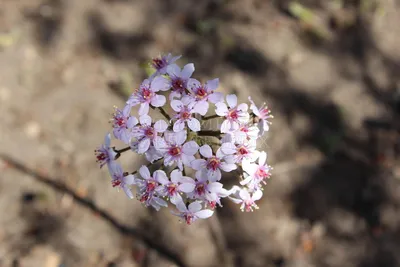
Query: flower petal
181,63,195,79
154,120,168,133
215,102,228,116
137,138,151,154
226,94,237,108
221,142,236,155
191,159,207,170
139,165,151,179
153,136,168,152
151,76,170,91
174,130,187,145
195,209,214,219
173,120,185,132
178,183,195,193
182,141,199,156
139,103,149,116
154,170,169,184
171,100,183,112
253,190,263,201
124,174,135,185
192,101,209,116
205,78,219,91
208,92,223,103
166,64,181,77
258,151,267,166
139,114,152,126
220,119,231,133
199,145,213,158
150,94,166,107
188,201,202,213
220,162,237,172
187,118,200,132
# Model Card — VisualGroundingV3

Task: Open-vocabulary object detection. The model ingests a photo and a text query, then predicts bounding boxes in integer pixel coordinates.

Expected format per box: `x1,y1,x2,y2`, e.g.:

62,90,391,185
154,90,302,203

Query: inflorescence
95,53,273,225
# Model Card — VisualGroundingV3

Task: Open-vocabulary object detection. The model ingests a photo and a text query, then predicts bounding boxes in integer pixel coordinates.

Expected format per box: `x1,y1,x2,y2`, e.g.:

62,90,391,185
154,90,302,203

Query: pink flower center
228,109,239,120
96,152,107,162
240,126,249,133
146,180,157,192
196,88,207,99
152,58,165,69
195,183,206,196
256,167,268,179
114,117,125,127
172,79,185,92
180,111,191,120
259,107,270,118
245,201,254,212
238,146,248,155
167,184,177,196
208,201,217,210
207,157,220,171
140,193,149,203
184,213,194,225
112,180,121,187
142,89,153,100
145,127,154,137
169,146,181,156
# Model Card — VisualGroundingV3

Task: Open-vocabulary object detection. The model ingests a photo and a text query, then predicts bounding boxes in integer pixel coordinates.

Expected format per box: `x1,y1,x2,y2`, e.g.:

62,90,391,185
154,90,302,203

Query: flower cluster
95,53,273,224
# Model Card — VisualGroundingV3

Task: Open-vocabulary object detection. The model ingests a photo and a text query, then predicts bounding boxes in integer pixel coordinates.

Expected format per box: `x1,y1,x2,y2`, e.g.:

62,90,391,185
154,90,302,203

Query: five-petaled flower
241,151,271,190
171,96,202,132
230,188,263,212
156,169,196,204
166,63,195,100
249,96,273,136
132,115,168,154
95,133,117,168
108,162,135,199
173,199,214,225
127,76,170,116
215,94,249,133
150,53,181,77
111,105,138,144
187,78,223,115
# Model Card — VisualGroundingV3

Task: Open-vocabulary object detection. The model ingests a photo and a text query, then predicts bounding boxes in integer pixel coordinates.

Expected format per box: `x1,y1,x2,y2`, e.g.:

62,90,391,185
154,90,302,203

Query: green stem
202,114,220,120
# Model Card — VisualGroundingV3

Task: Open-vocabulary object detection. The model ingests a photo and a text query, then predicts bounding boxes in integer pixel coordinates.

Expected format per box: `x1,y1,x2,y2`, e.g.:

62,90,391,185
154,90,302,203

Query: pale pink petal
192,101,208,116
181,63,195,79
195,210,214,219
178,183,195,193
124,174,135,185
215,102,228,116
166,64,181,78
175,130,187,145
182,154,195,167
139,165,151,179
188,78,201,89
153,136,168,152
182,141,199,156
188,201,202,213
170,169,181,183
199,145,213,158
123,187,134,199
191,159,207,170
139,103,149,116
226,94,237,108
173,120,185,132
169,91,181,101
154,170,169,184
239,189,250,200
175,198,188,212
137,138,151,154
237,103,248,112
170,194,183,205
208,169,221,182
220,120,231,133
208,182,223,192
230,121,239,131
150,94,166,107
205,78,219,91
208,92,223,103
139,114,152,125
258,151,267,166
187,118,200,132
221,142,236,155
240,175,253,186
171,100,183,112
151,76,170,91
253,190,263,201
220,162,237,172
154,120,168,133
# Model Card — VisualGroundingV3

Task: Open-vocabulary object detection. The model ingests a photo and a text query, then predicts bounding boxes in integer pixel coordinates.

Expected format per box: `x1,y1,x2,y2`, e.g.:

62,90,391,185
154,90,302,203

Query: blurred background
1,0,400,266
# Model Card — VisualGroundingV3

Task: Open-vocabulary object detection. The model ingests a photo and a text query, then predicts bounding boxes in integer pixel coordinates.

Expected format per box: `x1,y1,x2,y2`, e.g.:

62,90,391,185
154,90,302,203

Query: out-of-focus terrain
1,0,400,266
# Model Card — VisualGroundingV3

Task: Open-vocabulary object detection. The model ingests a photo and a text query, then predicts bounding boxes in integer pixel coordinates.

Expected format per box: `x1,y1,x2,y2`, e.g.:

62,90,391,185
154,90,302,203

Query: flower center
256,168,268,179
207,157,220,171
142,89,152,100
167,184,177,196
111,180,121,187
184,214,194,225
238,146,248,155
172,78,185,92
196,87,207,99
168,146,181,156
152,58,165,69
240,126,249,133
96,151,107,162
245,201,254,212
228,109,239,120
114,117,125,127
140,192,149,203
208,201,217,210
195,183,206,196
144,127,154,137
146,180,157,192
181,111,191,120
259,106,270,118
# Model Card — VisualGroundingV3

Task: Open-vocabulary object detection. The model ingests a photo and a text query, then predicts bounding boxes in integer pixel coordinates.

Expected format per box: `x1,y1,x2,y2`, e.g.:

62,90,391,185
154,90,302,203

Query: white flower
241,151,271,190
215,94,249,133
230,188,263,212
173,199,214,225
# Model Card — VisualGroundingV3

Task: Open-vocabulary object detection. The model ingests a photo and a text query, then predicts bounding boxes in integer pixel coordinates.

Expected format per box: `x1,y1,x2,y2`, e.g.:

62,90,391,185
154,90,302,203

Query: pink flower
132,115,168,154
127,76,170,115
187,78,223,115
187,171,224,203
173,199,214,225
248,96,273,136
191,145,237,182
171,96,201,132
241,151,271,190
166,63,195,100
230,189,263,212
108,162,135,199
95,133,117,168
215,94,249,133
150,53,181,76
153,131,199,170
111,105,138,144
232,122,259,144
156,169,196,204
135,165,168,211
221,139,259,164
